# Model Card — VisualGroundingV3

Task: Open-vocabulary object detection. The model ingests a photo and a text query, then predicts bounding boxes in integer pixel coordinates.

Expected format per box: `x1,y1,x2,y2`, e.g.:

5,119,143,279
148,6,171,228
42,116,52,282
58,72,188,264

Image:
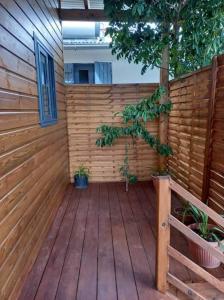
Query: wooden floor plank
108,182,139,300
19,181,219,300
97,183,117,300
76,183,99,300
35,187,81,300
55,186,91,300
18,185,73,300
117,183,171,300
141,182,192,283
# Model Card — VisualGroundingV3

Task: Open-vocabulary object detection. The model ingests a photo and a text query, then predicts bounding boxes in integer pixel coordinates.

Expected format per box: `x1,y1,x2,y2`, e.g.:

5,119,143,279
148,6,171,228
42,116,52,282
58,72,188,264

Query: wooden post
156,176,171,293
202,56,218,201
159,44,169,170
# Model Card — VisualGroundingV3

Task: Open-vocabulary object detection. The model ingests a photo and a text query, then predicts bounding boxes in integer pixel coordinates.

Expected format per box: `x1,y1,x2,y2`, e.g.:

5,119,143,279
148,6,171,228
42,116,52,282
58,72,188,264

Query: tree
104,0,224,167
96,87,173,191
104,0,224,78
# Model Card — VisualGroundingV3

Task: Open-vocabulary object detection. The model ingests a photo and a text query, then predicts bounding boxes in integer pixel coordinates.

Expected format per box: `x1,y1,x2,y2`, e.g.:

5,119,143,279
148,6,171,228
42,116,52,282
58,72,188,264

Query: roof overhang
59,0,107,21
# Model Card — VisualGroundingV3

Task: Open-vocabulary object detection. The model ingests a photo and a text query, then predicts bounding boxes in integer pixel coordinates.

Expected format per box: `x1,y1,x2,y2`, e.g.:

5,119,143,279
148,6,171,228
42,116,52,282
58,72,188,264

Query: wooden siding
0,1,69,299
66,84,159,182
208,55,224,211
168,67,212,199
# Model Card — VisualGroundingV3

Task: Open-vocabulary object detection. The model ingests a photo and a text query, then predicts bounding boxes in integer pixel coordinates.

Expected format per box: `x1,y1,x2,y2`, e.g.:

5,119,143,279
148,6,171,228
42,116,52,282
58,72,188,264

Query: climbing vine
96,86,173,190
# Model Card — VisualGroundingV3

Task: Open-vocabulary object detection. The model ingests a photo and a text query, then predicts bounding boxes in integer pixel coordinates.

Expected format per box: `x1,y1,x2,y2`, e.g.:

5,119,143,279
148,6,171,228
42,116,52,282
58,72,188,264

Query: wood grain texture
0,1,69,299
66,84,159,182
19,182,175,300
168,68,212,199
207,55,224,211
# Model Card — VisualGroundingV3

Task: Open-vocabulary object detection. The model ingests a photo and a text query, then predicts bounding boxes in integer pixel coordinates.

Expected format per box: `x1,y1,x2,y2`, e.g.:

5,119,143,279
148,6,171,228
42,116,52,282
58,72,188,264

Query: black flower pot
74,175,88,189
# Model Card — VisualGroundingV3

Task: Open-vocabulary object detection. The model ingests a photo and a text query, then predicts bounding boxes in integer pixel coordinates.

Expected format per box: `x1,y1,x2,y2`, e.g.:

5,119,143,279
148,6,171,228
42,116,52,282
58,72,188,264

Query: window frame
34,34,57,127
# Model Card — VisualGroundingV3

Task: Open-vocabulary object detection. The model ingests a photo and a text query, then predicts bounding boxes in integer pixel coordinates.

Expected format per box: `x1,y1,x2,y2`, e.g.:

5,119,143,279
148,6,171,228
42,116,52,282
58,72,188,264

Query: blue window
34,35,57,126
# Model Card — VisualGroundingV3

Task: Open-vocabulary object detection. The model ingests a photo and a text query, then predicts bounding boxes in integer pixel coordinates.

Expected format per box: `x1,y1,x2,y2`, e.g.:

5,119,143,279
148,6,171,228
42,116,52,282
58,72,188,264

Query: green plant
74,165,90,178
96,87,173,191
96,86,172,155
105,0,224,78
119,142,137,192
189,205,224,246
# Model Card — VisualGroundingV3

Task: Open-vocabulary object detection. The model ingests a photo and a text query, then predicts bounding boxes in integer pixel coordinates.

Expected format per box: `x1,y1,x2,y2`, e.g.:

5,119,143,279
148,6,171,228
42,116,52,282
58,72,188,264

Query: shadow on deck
19,182,224,300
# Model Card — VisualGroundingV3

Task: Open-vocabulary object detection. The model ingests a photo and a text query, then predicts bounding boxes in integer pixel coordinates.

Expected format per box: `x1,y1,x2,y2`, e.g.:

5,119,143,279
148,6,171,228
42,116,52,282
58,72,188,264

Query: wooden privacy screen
206,55,224,211
66,84,159,182
156,177,224,299
168,67,212,199
0,1,69,299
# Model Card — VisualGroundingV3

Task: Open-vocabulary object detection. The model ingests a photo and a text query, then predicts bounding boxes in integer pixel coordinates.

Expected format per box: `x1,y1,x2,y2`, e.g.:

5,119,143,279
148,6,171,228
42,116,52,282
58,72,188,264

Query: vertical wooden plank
55,187,90,300
108,183,139,300
156,176,171,293
97,183,117,300
76,183,99,300
159,42,169,169
202,56,218,201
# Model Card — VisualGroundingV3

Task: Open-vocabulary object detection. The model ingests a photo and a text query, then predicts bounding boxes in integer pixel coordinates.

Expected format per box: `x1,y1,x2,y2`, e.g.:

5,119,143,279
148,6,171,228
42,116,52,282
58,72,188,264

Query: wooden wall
207,55,224,211
168,67,212,199
0,1,69,299
66,84,159,182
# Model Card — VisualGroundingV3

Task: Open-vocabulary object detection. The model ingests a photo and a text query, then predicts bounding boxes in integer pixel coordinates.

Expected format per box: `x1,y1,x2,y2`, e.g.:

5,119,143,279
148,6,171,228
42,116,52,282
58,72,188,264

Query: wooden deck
19,182,224,300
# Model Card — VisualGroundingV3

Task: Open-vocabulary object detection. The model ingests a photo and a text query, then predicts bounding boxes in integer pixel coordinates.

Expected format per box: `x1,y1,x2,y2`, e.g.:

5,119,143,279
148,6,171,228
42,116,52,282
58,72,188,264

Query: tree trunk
159,42,169,170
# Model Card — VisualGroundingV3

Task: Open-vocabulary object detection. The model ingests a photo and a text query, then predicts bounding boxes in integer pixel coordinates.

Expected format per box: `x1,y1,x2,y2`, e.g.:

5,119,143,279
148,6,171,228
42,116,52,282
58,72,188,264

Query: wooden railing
156,176,224,299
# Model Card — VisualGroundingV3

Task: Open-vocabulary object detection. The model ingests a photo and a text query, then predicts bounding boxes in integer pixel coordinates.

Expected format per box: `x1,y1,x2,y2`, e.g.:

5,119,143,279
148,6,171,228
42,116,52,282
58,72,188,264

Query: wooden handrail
168,246,224,293
169,215,224,263
170,179,224,228
155,176,224,299
167,273,206,300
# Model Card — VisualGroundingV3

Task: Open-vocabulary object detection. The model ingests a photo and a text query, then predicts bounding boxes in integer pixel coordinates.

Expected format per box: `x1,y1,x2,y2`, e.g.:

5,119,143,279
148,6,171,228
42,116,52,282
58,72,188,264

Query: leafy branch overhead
104,0,224,77
96,86,173,157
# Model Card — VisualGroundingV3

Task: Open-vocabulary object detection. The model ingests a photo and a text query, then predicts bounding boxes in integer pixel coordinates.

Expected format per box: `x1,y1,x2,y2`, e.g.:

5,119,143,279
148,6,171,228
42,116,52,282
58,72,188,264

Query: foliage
96,86,173,157
104,0,224,77
119,143,137,188
188,205,224,246
74,165,90,178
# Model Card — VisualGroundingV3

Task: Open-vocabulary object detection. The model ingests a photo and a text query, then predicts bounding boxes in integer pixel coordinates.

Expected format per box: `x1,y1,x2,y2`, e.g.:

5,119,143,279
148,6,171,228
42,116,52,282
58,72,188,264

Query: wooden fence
66,55,224,210
66,84,159,182
205,56,224,212
168,67,212,200
156,176,224,299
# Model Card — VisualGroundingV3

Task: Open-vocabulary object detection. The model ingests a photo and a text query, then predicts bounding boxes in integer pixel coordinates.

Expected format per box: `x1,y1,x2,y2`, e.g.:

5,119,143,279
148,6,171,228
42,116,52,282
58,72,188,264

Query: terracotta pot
173,207,194,225
188,223,221,269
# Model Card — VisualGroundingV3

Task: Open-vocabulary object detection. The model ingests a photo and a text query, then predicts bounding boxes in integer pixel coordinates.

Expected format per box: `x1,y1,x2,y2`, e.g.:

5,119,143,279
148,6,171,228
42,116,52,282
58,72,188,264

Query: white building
63,22,159,84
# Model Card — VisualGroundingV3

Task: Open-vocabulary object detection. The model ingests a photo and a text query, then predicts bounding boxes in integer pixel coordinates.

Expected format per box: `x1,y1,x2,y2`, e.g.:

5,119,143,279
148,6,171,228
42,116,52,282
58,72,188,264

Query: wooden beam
159,36,169,170
168,246,224,294
156,176,171,293
167,273,206,300
202,56,218,201
60,9,108,21
170,179,224,228
169,215,224,264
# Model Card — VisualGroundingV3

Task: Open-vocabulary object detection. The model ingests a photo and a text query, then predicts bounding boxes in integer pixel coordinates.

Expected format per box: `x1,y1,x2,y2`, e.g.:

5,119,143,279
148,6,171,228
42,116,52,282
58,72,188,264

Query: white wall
64,48,160,84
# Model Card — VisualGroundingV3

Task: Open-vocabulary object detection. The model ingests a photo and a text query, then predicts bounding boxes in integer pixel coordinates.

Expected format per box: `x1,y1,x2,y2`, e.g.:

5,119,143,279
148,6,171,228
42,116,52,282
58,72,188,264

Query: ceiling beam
60,9,108,21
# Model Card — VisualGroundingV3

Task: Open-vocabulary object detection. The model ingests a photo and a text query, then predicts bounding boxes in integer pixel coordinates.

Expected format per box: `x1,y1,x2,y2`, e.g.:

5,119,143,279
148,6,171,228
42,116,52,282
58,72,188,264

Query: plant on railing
96,86,173,191
187,205,224,268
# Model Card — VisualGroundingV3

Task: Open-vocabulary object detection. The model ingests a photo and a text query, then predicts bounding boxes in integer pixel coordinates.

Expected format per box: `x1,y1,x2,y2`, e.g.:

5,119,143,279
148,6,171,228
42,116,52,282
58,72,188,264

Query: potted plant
74,165,90,189
188,206,224,268
173,201,195,225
